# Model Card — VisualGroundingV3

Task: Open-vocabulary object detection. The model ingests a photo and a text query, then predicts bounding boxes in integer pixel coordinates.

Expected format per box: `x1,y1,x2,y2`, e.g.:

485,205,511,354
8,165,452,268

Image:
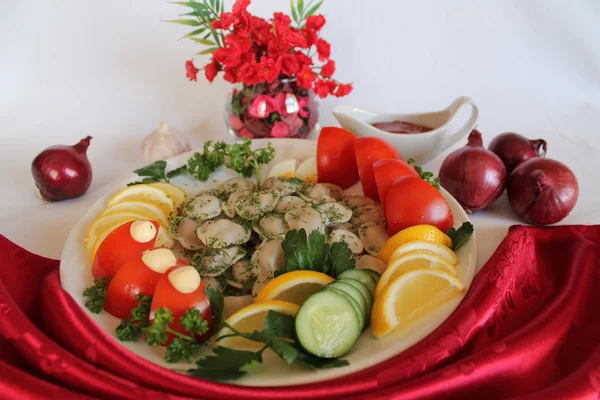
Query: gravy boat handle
439,96,479,151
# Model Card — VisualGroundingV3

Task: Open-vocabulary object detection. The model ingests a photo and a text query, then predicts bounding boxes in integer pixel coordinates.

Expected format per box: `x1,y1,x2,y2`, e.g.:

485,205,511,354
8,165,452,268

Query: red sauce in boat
372,120,432,134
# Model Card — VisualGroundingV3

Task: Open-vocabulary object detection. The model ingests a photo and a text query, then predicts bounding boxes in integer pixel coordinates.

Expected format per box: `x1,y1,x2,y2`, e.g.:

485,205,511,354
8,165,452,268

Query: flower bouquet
172,0,352,139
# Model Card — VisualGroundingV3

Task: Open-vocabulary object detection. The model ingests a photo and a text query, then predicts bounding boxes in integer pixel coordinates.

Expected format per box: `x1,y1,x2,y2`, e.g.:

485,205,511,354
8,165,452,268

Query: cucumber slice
364,269,382,282
295,290,362,358
324,287,365,330
328,282,368,327
337,278,373,313
337,269,378,296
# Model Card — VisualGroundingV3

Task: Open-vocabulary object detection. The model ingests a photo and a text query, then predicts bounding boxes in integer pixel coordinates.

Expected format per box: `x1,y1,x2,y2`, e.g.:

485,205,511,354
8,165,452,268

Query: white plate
60,138,477,387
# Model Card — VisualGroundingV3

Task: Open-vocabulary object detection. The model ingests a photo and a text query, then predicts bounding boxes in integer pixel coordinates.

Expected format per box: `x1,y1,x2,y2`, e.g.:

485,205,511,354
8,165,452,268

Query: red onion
507,157,578,225
31,136,93,202
439,129,507,214
488,132,546,172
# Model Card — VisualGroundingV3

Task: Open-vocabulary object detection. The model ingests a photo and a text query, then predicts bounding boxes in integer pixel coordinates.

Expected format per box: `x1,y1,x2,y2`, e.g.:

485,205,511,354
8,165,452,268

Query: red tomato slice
103,249,183,320
373,159,420,211
317,127,359,189
354,137,402,201
92,220,160,279
150,265,213,345
385,176,454,235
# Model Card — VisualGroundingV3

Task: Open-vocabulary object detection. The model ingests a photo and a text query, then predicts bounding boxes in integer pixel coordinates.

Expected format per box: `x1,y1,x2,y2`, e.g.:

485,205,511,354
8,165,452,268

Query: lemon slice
217,300,299,350
148,182,188,208
377,224,452,263
254,271,335,305
376,251,458,296
371,269,466,338
107,185,174,216
86,212,157,249
99,200,170,226
388,240,459,266
89,221,172,261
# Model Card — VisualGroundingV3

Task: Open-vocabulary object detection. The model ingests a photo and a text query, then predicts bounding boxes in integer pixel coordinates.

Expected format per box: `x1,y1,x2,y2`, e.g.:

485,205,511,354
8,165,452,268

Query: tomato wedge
373,159,420,211
354,137,402,201
385,176,454,235
317,127,359,189
103,248,183,320
92,220,160,279
150,265,212,345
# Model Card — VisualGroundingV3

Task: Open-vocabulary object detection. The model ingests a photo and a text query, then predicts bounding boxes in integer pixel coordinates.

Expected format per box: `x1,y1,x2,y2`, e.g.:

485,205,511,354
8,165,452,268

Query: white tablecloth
1,0,599,269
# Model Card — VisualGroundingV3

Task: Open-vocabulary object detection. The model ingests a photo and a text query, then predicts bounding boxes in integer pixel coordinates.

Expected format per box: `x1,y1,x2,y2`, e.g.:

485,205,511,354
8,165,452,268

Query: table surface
1,0,599,270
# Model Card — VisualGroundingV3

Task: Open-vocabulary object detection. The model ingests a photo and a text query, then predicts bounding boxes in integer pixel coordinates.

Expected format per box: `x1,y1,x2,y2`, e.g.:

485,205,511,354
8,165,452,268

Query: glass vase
224,78,320,140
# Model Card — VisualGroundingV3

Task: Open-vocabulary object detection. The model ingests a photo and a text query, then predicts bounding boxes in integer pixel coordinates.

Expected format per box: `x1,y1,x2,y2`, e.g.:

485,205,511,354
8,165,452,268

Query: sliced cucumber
337,269,378,296
364,268,382,282
295,290,362,358
337,278,373,313
324,287,365,330
328,282,368,328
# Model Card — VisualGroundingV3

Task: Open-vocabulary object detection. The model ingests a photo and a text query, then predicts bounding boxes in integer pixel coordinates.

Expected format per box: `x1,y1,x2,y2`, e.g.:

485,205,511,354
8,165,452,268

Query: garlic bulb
141,121,191,163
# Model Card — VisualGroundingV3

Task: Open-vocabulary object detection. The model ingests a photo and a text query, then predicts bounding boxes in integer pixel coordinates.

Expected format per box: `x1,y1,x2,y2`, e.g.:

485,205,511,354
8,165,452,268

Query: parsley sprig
408,158,440,190
188,310,348,381
82,276,113,313
186,138,275,187
127,160,188,186
447,222,474,251
116,294,152,342
278,229,356,278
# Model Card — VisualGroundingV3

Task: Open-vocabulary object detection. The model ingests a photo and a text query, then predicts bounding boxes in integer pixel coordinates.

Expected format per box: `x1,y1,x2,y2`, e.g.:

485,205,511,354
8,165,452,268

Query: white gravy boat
332,96,479,165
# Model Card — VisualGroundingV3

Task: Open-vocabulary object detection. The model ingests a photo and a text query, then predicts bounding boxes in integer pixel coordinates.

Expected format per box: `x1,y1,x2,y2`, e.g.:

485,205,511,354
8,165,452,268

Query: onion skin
507,158,578,225
439,129,507,214
489,132,547,173
31,136,93,202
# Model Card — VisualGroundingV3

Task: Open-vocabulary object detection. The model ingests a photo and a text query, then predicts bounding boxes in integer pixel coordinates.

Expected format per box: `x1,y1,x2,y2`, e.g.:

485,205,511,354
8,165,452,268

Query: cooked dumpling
196,219,251,249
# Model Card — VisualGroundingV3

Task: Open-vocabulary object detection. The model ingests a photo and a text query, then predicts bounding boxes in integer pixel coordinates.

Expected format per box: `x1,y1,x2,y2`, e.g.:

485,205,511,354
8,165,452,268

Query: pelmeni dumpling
222,190,251,218
284,203,326,234
342,195,376,210
192,246,246,277
358,222,390,256
355,254,386,274
275,195,305,213
261,177,304,196
327,229,363,254
219,178,256,196
186,193,221,221
250,237,286,297
196,219,251,249
351,204,386,226
317,202,352,225
235,189,280,220
171,217,204,250
298,183,343,204
254,213,288,238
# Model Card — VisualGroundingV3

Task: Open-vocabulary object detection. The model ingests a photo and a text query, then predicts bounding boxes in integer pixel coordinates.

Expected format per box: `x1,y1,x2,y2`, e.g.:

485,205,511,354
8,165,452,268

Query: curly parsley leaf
327,242,357,278
447,222,474,251
146,307,173,347
225,137,275,187
82,276,113,313
115,294,152,342
127,160,187,186
408,158,440,190
180,308,209,337
187,140,228,181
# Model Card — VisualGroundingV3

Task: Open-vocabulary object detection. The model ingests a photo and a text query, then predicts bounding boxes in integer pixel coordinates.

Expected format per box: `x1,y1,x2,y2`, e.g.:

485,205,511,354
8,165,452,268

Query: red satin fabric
1,225,600,399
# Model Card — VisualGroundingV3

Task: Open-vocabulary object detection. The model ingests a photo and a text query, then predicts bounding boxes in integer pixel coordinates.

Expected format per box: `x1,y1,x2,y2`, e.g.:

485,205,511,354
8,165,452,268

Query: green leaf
165,338,201,363
188,346,264,380
133,160,167,180
290,0,299,23
307,229,329,273
269,339,298,364
170,1,209,10
187,140,227,181
197,46,219,55
447,222,474,251
166,19,203,26
263,311,296,339
145,307,174,347
304,0,324,18
281,229,308,271
166,165,188,180
298,0,305,15
115,294,151,342
407,158,440,190
190,37,216,45
180,308,209,337
327,242,357,277
209,0,215,8
292,344,350,369
82,276,112,313
180,27,206,39
206,288,225,334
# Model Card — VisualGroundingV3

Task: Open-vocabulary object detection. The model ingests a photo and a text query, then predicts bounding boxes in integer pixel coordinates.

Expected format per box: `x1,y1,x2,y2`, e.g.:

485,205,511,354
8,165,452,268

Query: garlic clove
141,121,192,163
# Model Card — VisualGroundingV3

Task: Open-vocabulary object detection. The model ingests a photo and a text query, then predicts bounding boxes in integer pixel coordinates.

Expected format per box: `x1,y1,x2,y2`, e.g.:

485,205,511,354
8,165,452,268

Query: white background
1,0,599,267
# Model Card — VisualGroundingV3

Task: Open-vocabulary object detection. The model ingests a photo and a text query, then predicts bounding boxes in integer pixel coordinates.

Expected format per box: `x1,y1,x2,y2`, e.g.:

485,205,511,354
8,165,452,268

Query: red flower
223,67,240,83
321,60,336,77
302,28,319,46
232,0,250,15
294,51,313,67
273,12,292,37
233,11,253,38
214,46,242,68
213,12,237,30
225,33,252,52
297,65,317,89
267,38,291,57
256,56,281,83
334,83,353,97
306,15,326,32
313,79,338,98
280,53,300,76
204,60,220,82
253,26,274,45
316,38,331,61
185,60,199,81
284,29,309,48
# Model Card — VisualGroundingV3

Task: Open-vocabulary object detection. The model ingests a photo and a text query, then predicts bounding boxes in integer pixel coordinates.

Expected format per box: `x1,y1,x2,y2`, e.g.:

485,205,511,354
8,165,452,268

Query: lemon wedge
254,271,335,305
107,185,174,216
388,240,459,266
99,200,170,226
148,182,187,208
377,224,452,263
217,300,299,350
371,269,465,338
